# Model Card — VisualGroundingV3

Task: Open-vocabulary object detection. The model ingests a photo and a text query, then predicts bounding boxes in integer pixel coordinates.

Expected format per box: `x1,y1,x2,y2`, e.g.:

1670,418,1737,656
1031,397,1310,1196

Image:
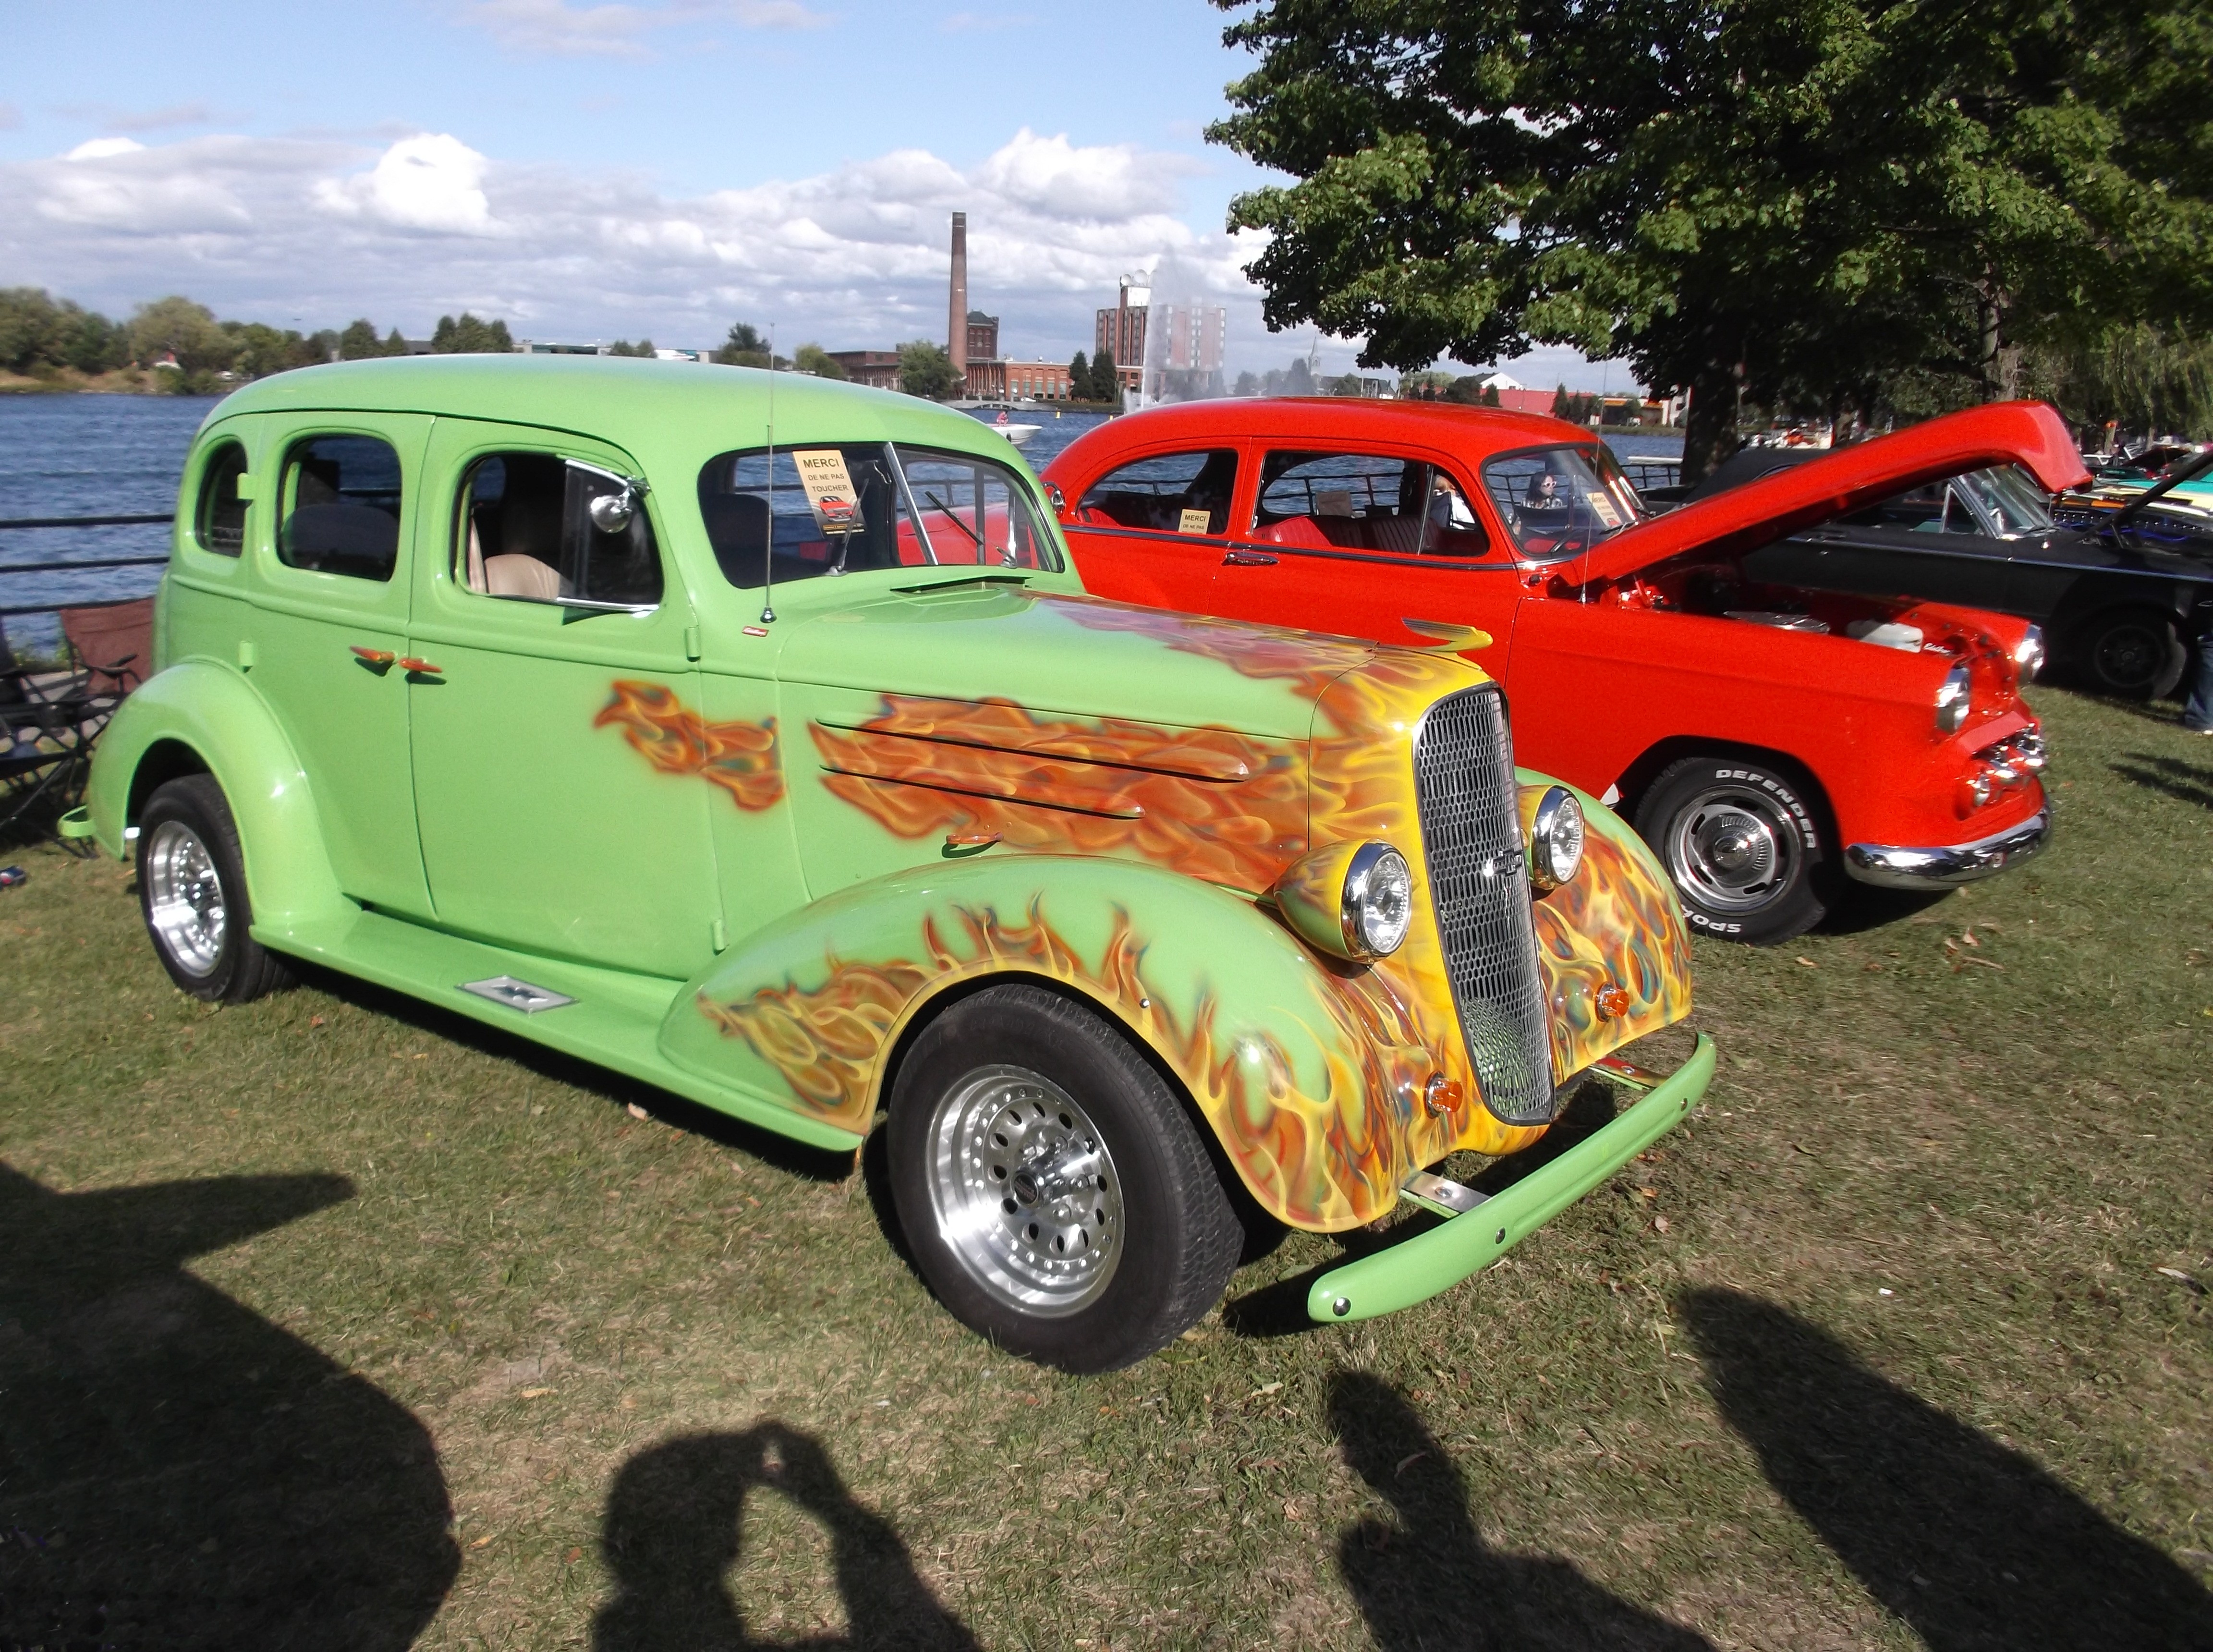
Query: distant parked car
1046,399,2081,947
79,355,1710,1371
1690,446,2213,699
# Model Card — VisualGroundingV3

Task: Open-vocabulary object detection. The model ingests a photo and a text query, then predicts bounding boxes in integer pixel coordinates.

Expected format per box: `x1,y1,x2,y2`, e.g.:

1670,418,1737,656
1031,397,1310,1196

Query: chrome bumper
1843,809,2051,889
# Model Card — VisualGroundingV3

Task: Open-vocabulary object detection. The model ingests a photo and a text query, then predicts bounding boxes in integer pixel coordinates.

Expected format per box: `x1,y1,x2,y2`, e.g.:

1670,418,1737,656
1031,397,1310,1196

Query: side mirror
571,461,650,534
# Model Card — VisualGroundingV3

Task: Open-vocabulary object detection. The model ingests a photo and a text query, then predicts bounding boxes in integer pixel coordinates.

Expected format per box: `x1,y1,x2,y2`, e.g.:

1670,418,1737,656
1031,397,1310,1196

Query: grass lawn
3,684,2209,1650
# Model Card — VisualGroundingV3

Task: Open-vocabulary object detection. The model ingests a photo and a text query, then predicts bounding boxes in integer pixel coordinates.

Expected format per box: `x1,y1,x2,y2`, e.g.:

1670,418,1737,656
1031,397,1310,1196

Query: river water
0,393,1676,652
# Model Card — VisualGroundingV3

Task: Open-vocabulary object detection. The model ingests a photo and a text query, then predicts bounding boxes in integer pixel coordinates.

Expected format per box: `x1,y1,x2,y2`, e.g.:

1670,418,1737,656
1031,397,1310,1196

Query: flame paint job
1521,780,1695,1075
596,680,784,811
811,694,1306,890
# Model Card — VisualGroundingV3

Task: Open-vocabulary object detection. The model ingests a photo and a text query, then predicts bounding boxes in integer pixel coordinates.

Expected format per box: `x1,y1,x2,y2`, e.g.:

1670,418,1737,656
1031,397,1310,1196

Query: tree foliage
1069,350,1091,395
338,318,404,360
897,339,961,400
792,342,847,379
716,322,772,367
430,313,514,354
604,339,656,357
1208,0,2213,477
1086,345,1120,403
0,288,127,376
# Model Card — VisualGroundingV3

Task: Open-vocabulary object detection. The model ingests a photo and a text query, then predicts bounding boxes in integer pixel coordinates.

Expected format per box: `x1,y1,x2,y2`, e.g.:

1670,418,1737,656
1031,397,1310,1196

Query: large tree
897,339,961,400
1207,0,2213,478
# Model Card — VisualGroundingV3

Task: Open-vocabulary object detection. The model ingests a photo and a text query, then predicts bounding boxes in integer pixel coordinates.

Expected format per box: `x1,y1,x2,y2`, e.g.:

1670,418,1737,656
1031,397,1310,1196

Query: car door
250,414,435,920
405,419,721,980
1205,444,1529,669
1057,444,1245,613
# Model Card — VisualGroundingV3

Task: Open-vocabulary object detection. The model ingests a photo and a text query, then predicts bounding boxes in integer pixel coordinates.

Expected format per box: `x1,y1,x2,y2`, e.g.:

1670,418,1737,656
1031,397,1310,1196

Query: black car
1680,446,2213,698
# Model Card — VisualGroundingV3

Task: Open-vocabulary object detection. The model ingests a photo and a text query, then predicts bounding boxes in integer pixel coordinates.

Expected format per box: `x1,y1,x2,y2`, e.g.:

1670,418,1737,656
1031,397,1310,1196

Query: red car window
1253,449,1490,559
1479,445,1644,559
1076,448,1238,536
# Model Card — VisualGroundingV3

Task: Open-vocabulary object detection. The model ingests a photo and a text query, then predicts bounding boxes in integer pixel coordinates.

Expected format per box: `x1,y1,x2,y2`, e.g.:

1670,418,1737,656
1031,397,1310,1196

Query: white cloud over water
0,126,1263,360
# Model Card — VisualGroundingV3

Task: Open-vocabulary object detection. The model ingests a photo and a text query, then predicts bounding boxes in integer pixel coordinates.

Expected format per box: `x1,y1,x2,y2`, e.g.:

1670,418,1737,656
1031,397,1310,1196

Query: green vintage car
80,356,1713,1371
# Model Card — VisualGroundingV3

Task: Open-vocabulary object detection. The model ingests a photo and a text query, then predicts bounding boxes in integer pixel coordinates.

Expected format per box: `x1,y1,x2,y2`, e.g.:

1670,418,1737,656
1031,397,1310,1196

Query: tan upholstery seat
484,554,567,600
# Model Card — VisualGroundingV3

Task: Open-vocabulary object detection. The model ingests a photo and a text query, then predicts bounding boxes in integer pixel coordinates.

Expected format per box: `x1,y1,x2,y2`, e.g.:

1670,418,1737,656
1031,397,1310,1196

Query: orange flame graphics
596,680,783,811
811,695,1308,891
699,897,1444,1227
1047,593,1371,705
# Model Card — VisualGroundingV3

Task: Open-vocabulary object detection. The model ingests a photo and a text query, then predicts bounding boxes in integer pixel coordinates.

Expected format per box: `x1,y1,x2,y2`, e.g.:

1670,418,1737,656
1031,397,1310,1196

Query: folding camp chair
0,598,153,846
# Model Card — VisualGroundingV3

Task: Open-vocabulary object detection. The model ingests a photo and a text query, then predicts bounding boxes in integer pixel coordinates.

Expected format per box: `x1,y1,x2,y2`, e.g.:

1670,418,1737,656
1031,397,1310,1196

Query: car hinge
711,918,728,952
683,620,702,661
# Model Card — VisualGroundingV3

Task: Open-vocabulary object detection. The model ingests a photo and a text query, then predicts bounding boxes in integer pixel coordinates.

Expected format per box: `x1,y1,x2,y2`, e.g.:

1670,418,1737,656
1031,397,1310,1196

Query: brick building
823,350,901,390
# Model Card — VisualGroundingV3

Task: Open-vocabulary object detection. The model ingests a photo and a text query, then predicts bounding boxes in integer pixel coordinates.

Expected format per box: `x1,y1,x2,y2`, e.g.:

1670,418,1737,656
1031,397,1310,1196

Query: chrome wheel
1666,784,1803,915
146,819,227,977
923,1063,1124,1317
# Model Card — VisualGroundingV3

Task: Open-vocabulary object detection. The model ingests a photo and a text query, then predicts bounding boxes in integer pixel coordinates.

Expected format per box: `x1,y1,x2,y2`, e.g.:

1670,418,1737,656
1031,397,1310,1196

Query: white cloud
455,0,827,57
0,126,1265,360
56,101,223,134
313,134,498,235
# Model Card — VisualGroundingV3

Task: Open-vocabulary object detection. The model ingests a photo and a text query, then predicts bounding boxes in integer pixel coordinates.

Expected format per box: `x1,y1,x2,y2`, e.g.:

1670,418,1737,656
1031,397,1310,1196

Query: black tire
2072,607,2187,698
136,774,294,1003
887,984,1240,1373
1634,753,1831,947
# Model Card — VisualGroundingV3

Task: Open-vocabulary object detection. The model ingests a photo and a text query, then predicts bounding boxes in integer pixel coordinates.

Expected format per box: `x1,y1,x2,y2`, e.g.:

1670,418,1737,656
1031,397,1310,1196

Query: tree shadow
1679,1288,2213,1651
2110,751,2213,813
1327,1371,1713,1650
0,1161,457,1650
592,1422,980,1652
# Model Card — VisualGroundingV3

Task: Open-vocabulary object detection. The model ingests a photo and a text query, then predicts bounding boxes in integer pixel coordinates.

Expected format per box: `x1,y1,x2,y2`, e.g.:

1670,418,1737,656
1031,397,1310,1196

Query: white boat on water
990,412,1041,448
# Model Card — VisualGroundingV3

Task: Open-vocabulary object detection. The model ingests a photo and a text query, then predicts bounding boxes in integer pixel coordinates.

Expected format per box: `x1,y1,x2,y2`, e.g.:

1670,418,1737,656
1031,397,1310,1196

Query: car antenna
2105,445,2213,537
760,323,778,624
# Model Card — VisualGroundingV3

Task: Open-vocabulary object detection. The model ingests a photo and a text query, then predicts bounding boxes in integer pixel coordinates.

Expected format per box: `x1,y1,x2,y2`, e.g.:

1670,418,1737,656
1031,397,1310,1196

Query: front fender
86,661,348,930
658,853,1459,1231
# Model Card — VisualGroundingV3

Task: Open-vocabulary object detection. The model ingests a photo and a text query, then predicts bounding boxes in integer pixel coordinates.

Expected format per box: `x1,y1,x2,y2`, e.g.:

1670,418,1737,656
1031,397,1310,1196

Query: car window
1956,465,2056,537
194,439,248,557
278,434,403,581
457,451,663,608
896,446,1058,571
699,443,1059,590
1077,449,1238,536
1253,450,1487,557
1477,445,1643,558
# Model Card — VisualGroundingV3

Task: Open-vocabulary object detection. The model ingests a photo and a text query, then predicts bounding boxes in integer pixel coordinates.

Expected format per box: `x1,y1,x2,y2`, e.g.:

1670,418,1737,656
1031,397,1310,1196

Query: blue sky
0,0,1619,388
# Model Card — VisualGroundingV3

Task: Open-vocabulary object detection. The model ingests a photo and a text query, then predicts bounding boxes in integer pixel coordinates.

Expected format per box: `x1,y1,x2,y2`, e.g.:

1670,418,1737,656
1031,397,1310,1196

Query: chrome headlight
2015,625,2044,681
1529,785,1584,891
1935,663,1971,734
1341,842,1413,958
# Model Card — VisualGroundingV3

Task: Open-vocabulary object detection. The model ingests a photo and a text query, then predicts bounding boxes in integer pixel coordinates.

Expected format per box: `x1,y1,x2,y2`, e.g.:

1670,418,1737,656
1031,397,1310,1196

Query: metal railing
0,511,171,619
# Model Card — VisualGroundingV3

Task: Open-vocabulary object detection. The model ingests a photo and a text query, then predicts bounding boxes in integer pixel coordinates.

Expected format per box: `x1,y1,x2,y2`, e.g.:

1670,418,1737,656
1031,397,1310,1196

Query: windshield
1955,465,2055,538
1480,444,1647,558
697,441,1059,590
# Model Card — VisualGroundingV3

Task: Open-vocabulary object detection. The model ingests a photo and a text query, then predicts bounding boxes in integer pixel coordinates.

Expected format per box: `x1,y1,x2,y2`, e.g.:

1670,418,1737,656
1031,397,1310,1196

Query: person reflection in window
1525,471,1565,512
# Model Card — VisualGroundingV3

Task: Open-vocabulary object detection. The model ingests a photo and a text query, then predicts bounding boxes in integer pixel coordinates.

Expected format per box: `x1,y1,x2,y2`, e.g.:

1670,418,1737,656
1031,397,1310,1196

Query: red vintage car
1045,400,2086,944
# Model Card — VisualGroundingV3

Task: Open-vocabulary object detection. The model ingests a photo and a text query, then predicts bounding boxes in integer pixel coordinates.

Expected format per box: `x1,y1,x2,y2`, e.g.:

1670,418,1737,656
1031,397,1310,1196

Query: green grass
3,686,2209,1650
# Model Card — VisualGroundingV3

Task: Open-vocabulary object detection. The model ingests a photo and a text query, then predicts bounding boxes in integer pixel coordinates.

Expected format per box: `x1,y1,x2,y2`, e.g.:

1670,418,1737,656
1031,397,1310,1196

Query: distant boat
993,411,1041,448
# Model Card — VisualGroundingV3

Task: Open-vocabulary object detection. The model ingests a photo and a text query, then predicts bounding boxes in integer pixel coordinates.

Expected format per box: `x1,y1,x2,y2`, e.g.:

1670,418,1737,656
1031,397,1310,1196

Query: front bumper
1304,1033,1716,1324
1842,808,2050,889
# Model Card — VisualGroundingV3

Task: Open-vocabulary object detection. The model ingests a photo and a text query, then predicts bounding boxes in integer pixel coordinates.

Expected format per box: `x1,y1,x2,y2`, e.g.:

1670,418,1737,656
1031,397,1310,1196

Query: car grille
1411,686,1556,1126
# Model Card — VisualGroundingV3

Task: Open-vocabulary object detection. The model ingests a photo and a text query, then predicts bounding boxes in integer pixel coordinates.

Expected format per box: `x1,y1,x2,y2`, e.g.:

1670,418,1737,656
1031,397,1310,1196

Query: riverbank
0,366,177,396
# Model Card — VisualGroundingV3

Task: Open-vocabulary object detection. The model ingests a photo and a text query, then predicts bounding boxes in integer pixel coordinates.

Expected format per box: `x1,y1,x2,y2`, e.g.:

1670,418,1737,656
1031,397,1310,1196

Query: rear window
1253,450,1489,558
278,434,402,581
194,439,248,557
698,442,1059,590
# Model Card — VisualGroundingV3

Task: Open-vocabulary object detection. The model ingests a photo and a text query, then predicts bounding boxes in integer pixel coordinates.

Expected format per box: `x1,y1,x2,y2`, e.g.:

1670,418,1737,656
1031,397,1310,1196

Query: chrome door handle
1222,550,1278,567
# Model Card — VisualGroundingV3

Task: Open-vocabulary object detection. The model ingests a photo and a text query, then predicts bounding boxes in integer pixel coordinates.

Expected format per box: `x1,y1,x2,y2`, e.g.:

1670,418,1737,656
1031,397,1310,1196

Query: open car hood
1564,401,2091,586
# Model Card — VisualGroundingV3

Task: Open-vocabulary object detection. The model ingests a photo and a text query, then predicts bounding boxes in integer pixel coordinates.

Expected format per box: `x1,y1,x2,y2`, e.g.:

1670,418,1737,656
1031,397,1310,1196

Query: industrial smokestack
948,212,968,391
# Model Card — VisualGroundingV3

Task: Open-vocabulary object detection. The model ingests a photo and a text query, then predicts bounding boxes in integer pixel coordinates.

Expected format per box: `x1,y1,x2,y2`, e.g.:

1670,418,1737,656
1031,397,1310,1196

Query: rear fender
659,853,1456,1231
85,661,348,930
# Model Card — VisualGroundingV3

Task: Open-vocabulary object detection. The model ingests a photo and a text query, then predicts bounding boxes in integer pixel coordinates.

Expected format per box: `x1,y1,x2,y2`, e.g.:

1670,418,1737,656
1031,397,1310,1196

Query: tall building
965,310,998,363
1155,303,1226,374
1094,276,1149,380
947,213,968,389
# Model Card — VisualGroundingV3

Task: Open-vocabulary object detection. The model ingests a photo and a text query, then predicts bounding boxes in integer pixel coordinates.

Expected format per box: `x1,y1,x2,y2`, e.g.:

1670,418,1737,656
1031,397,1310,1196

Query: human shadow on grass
0,1161,457,1651
2110,751,2213,813
286,959,856,1184
1221,1075,1625,1341
1327,1372,1713,1651
1680,1289,2213,1651
592,1422,979,1652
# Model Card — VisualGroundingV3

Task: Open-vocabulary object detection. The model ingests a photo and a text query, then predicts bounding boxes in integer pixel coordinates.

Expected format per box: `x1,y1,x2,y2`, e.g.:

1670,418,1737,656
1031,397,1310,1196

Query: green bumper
1305,1033,1717,1324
